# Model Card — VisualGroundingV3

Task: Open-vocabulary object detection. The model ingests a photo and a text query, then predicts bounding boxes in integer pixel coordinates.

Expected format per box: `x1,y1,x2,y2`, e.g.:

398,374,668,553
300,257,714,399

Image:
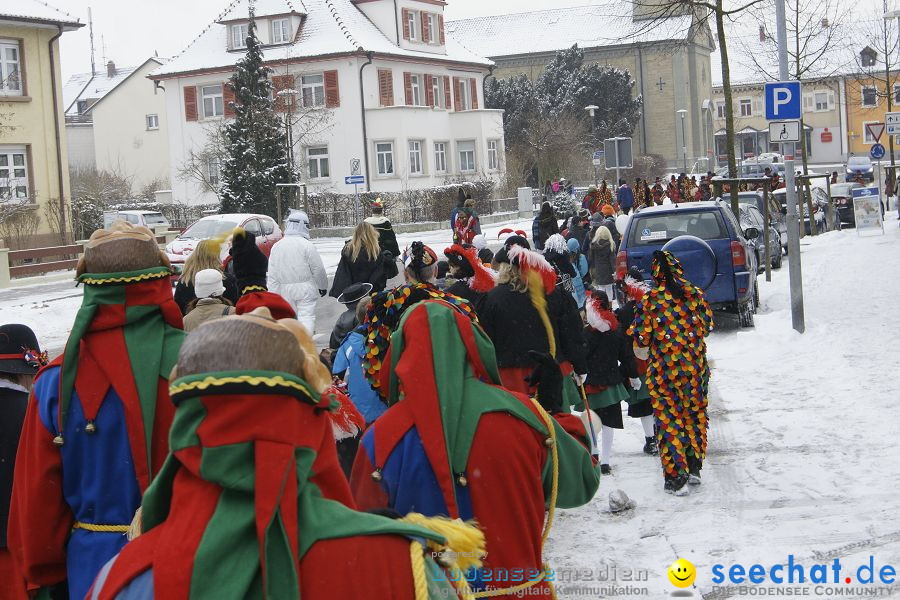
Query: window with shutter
272,74,295,112
404,72,413,106
828,91,836,110
421,12,430,43
184,86,198,121
425,74,434,107
470,77,478,109
438,15,445,44
443,75,451,109
223,83,236,117
378,69,394,106
453,77,461,111
324,70,340,108
401,9,410,40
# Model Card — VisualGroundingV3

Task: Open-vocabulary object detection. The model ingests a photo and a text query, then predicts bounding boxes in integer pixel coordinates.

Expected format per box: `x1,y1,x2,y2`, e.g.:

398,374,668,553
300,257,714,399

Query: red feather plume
446,244,496,293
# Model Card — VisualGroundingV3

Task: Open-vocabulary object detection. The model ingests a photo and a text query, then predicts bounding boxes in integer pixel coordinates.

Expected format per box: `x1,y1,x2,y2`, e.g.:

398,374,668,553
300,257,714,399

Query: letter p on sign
765,81,802,120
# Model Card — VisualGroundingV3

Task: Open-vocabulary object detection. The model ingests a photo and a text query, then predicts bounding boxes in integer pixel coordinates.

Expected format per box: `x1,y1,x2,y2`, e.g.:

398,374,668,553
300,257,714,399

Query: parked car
829,182,863,227
103,210,170,230
713,161,785,180
737,190,788,253
739,202,782,271
165,213,283,275
615,201,759,327
845,155,874,182
771,186,834,235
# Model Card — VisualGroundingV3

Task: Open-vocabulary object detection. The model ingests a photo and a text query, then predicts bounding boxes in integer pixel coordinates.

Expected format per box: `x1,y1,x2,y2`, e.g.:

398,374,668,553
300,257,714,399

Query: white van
103,210,170,231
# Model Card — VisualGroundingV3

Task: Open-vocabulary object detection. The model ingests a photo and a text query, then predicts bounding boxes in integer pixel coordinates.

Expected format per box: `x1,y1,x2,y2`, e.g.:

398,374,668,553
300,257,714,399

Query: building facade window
432,76,444,108
862,86,878,107
426,14,437,43
457,140,475,173
409,140,424,175
814,92,828,111
376,142,395,176
206,156,221,187
0,41,22,96
231,24,249,49
715,100,725,119
434,142,447,173
458,79,471,111
893,84,900,104
307,146,330,179
739,98,752,117
407,10,418,41
410,74,422,106
201,85,224,118
272,18,290,44
487,139,499,170
301,74,325,108
146,114,159,130
0,146,28,200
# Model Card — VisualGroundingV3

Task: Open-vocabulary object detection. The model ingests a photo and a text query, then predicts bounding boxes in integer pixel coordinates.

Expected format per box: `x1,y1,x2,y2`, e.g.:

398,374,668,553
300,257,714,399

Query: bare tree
0,205,41,249
41,197,71,244
177,121,228,199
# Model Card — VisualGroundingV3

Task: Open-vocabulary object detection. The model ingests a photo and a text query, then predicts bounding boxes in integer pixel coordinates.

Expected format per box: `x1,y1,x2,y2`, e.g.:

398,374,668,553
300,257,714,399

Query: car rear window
629,211,727,246
181,219,239,239
143,212,167,225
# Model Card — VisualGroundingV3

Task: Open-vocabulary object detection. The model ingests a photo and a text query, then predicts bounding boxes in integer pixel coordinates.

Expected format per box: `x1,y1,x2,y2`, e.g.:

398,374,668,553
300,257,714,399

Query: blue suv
615,201,759,327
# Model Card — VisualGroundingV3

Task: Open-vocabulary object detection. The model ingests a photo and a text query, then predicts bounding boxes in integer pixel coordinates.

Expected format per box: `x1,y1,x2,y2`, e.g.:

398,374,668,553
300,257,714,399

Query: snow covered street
546,216,900,599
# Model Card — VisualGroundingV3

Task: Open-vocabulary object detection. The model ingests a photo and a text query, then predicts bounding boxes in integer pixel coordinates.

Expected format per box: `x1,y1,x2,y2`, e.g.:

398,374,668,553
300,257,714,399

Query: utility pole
776,0,805,333
884,0,896,188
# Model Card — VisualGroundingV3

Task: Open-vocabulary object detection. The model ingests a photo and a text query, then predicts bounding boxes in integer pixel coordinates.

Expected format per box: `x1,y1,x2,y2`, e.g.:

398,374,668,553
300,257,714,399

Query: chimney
106,60,116,77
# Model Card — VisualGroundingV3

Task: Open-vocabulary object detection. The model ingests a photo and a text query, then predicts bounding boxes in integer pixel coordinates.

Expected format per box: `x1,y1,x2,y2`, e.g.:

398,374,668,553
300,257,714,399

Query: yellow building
0,2,82,247
844,70,900,159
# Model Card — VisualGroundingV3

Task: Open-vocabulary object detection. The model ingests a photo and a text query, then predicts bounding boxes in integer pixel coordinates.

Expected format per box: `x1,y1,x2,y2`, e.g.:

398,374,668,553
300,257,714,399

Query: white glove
629,377,642,391
633,344,650,360
575,373,588,386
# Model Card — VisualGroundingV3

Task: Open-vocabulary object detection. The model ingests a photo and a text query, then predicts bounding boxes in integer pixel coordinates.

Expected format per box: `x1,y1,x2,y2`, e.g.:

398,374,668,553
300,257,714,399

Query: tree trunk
715,0,740,215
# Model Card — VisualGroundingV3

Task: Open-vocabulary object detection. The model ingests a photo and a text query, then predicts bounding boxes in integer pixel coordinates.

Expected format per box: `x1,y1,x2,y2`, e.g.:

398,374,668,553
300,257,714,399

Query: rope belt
73,521,130,533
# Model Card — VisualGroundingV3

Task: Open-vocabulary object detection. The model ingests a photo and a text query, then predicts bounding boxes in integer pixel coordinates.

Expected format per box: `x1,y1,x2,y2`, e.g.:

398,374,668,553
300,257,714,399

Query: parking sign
765,81,802,120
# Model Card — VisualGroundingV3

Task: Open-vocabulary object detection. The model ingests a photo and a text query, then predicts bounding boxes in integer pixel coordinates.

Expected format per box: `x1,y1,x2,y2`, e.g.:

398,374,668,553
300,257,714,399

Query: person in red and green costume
8,222,185,600
627,250,713,495
87,308,483,600
350,300,599,598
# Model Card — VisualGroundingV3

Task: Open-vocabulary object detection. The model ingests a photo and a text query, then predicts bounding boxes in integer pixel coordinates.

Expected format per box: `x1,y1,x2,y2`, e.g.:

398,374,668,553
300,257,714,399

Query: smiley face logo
667,558,696,588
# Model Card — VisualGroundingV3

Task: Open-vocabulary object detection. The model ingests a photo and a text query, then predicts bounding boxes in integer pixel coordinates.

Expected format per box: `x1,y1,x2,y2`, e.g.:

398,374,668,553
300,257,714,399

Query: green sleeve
542,418,600,509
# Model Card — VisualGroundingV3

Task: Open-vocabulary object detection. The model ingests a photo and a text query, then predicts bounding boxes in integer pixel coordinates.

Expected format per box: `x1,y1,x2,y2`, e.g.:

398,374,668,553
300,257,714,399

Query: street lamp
676,109,688,173
276,88,299,176
585,105,599,185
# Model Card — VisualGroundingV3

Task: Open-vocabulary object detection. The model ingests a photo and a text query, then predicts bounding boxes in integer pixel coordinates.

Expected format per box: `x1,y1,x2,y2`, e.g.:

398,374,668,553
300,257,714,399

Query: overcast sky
56,0,592,79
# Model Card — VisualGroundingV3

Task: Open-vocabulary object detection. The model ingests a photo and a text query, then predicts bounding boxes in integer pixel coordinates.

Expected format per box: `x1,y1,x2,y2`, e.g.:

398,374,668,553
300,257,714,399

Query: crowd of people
0,188,714,598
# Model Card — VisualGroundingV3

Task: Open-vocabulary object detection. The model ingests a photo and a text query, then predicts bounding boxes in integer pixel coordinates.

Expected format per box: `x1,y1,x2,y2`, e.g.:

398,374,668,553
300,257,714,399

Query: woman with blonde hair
330,222,397,297
589,224,617,301
173,239,239,315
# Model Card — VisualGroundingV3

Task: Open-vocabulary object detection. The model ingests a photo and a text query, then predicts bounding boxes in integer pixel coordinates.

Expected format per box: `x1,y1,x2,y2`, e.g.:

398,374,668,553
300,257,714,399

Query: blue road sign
851,186,879,199
870,143,886,160
345,175,366,185
593,150,604,160
765,81,802,120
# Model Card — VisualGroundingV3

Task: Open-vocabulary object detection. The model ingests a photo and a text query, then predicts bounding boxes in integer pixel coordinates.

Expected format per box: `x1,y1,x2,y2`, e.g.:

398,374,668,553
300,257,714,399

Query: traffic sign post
865,122,885,144
870,143,886,160
603,138,633,190
768,120,801,143
345,173,366,222
886,112,900,135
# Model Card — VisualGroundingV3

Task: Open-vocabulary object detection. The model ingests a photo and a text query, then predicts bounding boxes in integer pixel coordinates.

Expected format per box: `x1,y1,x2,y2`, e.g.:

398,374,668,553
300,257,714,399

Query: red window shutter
271,74,295,112
378,69,394,107
324,70,340,108
424,74,434,107
453,77,461,111
184,86,198,121
223,82,236,117
421,12,430,43
444,75,451,109
438,15,445,44
404,72,413,106
470,77,478,110
402,9,410,40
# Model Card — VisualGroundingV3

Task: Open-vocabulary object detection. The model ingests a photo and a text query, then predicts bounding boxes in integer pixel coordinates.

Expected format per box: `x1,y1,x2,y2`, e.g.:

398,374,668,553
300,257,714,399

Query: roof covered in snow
152,0,491,79
446,4,695,59
63,58,164,116
0,0,83,29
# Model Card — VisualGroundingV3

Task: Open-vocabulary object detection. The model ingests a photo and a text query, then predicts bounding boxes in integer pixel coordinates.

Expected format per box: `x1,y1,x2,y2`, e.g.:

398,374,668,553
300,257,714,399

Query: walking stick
576,378,600,460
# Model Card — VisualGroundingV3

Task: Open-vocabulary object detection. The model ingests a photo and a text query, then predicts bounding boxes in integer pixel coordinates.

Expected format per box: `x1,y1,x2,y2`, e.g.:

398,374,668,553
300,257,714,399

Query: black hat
494,235,530,265
336,282,374,305
229,228,269,294
0,324,47,375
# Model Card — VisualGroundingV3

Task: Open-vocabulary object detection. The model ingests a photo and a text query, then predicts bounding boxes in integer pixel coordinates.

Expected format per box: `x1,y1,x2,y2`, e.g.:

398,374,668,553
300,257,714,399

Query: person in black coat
363,198,400,258
329,222,397,298
565,208,592,249
0,324,47,598
479,236,587,411
532,202,559,251
443,243,497,314
229,228,269,295
581,290,640,474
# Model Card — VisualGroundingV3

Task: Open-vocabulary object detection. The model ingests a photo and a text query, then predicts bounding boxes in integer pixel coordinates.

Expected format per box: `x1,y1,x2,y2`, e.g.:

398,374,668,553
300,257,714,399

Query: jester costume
87,310,480,600
350,301,599,598
9,257,184,599
627,251,713,494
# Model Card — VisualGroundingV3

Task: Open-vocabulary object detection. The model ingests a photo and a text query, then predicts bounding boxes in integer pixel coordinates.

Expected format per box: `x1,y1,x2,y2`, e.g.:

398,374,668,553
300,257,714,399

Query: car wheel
739,298,755,328
753,279,760,313
773,249,782,269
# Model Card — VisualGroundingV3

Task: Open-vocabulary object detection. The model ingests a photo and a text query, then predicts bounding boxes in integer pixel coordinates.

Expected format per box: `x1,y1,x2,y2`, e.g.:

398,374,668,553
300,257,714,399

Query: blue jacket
617,185,634,210
567,238,588,308
333,331,387,425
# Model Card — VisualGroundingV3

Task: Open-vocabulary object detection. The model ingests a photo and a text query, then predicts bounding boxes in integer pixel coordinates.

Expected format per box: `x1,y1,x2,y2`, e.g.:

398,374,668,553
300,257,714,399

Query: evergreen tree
219,7,292,217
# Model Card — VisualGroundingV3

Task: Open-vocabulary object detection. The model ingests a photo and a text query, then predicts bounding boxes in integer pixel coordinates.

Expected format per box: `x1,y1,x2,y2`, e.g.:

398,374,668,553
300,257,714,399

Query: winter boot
664,474,690,496
643,436,658,456
600,464,612,475
687,456,702,486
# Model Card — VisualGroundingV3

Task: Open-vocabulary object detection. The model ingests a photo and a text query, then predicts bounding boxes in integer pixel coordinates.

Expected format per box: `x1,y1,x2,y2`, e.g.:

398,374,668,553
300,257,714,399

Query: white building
150,0,505,206
63,58,170,187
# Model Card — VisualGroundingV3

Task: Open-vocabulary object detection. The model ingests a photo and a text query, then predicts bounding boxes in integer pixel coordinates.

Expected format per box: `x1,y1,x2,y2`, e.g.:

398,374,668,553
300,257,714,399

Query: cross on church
656,77,666,92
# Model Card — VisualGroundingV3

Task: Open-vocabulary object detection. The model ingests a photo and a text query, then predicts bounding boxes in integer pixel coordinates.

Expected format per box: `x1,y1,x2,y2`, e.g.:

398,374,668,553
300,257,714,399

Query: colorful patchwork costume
87,309,481,600
350,301,599,598
8,223,185,599
627,251,713,493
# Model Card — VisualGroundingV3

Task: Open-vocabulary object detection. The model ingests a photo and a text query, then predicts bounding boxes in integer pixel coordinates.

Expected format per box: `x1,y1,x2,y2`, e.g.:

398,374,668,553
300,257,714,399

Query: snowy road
546,216,900,599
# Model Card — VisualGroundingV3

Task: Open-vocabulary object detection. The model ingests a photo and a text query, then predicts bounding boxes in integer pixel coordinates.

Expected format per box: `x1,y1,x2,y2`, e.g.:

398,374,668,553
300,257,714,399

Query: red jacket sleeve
8,396,73,590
